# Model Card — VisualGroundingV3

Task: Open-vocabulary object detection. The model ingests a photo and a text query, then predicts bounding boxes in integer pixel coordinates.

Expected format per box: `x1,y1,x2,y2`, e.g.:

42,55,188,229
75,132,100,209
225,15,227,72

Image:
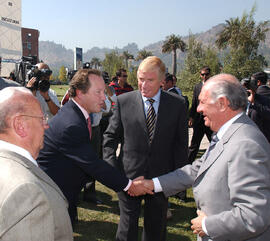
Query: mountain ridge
39,23,270,74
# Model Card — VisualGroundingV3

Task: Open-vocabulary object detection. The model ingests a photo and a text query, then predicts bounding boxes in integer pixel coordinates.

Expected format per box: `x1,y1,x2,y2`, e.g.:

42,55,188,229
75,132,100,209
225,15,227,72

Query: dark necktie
205,133,219,159
87,117,92,140
146,98,156,143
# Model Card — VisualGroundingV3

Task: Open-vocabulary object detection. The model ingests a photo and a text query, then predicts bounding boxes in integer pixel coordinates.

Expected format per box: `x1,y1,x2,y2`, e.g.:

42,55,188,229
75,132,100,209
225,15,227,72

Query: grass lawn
51,84,200,241
74,184,197,241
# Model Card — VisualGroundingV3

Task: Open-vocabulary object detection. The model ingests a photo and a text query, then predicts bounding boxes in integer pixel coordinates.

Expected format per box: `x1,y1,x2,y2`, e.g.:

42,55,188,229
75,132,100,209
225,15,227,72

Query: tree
136,49,153,61
102,51,125,77
179,35,220,93
122,51,134,69
90,57,101,69
58,66,67,83
162,34,186,75
216,6,269,79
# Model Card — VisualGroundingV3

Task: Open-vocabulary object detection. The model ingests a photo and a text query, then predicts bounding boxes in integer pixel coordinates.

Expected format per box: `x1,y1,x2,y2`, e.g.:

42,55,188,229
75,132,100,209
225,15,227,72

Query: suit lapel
196,141,224,178
132,91,149,142
0,151,67,201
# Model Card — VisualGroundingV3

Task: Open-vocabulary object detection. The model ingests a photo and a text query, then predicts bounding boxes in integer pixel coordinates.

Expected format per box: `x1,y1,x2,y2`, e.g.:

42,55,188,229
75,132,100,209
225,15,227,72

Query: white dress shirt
0,140,38,166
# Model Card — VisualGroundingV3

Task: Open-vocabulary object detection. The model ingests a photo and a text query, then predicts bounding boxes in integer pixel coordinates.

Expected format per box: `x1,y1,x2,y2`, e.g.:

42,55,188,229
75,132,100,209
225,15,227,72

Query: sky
22,0,270,52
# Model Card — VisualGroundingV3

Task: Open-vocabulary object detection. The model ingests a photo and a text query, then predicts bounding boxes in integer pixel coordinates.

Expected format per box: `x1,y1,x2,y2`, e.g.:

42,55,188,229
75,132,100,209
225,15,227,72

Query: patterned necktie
146,98,156,143
205,133,219,159
87,117,92,140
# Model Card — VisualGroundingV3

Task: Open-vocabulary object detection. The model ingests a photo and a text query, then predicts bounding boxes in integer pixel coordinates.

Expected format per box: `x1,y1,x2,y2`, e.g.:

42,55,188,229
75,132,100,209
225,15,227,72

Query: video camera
27,66,52,92
241,78,258,92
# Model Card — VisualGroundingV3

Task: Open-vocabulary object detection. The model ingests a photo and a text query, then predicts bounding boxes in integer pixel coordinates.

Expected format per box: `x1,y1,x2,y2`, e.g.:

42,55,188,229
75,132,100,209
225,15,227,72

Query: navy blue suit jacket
37,100,129,205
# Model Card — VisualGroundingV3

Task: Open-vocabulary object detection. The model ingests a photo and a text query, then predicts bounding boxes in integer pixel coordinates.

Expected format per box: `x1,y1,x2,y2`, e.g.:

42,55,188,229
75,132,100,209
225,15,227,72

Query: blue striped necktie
146,98,156,143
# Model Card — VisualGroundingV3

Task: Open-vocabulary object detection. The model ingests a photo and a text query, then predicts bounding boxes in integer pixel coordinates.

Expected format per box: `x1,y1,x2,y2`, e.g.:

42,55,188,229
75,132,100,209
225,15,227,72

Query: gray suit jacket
158,114,270,241
0,151,73,241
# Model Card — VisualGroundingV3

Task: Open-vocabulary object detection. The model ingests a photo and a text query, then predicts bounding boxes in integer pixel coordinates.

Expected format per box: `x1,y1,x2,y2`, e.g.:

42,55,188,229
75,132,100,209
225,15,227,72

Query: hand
191,210,207,237
128,176,154,196
188,118,193,127
26,77,37,95
247,89,255,104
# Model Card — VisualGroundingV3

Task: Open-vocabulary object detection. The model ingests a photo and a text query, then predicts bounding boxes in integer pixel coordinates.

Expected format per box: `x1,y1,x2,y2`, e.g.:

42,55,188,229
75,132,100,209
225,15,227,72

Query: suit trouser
116,191,168,241
83,126,101,200
188,123,212,163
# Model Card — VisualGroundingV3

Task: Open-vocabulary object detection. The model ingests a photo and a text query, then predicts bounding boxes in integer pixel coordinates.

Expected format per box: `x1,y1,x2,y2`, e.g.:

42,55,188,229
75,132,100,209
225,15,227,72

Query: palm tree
162,34,186,75
90,57,101,69
216,7,269,52
122,51,134,69
136,49,153,61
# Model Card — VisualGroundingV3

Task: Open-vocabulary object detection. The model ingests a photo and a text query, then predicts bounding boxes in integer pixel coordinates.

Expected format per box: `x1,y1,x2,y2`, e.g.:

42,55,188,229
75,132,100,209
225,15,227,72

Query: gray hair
208,78,248,111
0,87,33,133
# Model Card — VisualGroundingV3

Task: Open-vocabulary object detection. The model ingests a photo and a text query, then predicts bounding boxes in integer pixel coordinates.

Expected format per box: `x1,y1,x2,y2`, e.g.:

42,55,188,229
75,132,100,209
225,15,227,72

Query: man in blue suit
37,69,152,226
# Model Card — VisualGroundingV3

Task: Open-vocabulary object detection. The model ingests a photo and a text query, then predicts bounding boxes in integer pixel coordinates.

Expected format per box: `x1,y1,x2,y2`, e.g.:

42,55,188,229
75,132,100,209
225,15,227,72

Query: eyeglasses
200,73,210,76
18,114,49,126
122,75,128,78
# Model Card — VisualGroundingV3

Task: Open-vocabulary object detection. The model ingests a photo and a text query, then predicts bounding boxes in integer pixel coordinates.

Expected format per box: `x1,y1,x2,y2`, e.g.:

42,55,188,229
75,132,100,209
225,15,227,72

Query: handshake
128,176,155,196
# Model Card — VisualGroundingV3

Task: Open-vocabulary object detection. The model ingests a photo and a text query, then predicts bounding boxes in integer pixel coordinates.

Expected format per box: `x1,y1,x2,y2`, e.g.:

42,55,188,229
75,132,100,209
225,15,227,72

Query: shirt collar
217,112,244,140
141,89,161,104
0,140,38,166
71,98,89,120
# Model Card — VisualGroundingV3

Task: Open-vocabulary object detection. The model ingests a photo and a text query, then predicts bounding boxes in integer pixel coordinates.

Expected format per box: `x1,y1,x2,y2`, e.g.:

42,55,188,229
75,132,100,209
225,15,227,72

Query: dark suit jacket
168,87,189,111
249,93,270,142
103,90,188,180
189,82,204,126
37,100,129,205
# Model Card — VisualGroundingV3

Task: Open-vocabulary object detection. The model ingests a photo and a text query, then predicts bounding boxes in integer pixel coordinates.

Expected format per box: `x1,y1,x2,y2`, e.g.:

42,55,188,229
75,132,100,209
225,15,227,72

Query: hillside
39,23,270,74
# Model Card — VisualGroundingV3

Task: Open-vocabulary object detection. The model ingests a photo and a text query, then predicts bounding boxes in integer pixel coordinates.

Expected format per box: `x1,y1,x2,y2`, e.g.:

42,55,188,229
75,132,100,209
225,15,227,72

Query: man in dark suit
188,66,212,163
37,69,151,227
103,56,188,241
253,71,270,97
248,71,270,142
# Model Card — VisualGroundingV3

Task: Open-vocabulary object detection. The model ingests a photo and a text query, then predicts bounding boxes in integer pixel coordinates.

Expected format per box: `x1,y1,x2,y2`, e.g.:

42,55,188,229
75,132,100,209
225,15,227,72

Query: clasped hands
128,176,154,196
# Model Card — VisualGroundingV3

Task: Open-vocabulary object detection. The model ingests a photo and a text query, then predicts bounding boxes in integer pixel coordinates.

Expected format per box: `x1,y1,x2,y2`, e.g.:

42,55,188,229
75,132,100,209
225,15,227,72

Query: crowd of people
0,57,270,241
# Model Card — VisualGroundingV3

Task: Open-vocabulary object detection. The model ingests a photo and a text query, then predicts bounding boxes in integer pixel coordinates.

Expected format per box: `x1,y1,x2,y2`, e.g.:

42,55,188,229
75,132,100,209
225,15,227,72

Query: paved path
188,128,209,150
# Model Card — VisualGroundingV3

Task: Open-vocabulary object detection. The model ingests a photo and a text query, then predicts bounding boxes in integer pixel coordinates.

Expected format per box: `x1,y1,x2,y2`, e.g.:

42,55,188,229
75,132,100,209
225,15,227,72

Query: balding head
203,73,247,111
197,73,248,132
36,62,50,70
0,87,37,133
0,87,48,158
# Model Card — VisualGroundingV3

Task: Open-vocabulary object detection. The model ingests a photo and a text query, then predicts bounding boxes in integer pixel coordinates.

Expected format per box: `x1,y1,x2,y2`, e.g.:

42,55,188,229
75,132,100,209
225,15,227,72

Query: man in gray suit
0,87,73,241
137,74,270,241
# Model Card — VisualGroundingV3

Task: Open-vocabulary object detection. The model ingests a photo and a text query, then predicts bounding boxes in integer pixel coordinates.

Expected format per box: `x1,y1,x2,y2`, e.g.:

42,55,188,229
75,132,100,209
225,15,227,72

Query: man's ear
217,96,229,112
13,116,27,138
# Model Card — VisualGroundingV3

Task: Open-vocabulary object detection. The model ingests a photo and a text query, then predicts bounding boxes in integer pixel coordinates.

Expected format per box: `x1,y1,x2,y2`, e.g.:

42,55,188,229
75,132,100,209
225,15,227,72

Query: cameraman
245,72,270,142
26,63,60,120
